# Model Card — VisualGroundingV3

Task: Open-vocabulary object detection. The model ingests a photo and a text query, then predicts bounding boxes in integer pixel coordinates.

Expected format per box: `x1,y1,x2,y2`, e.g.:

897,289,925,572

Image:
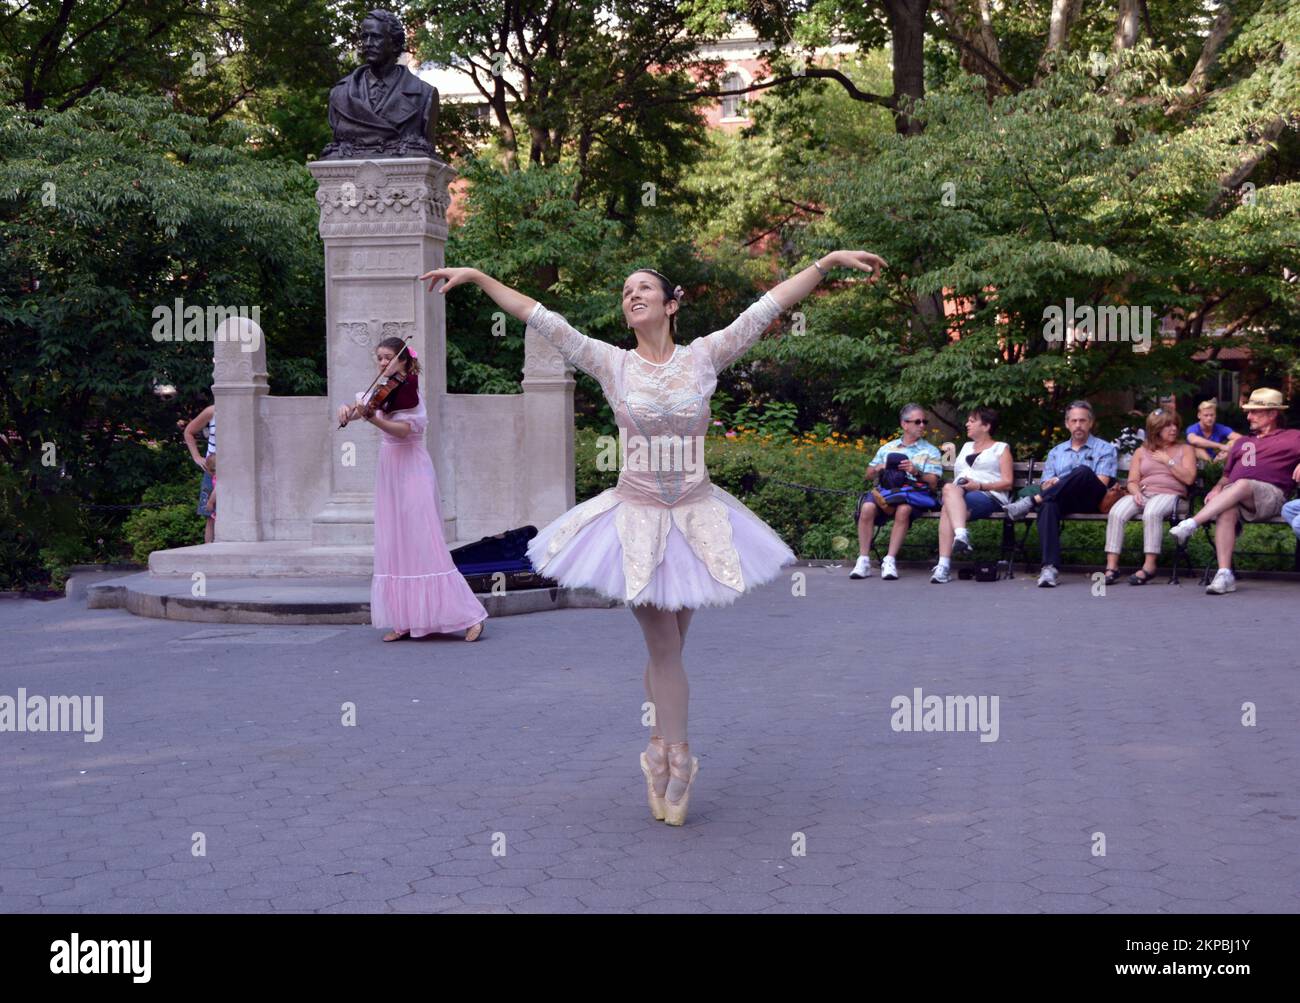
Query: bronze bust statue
321,9,440,160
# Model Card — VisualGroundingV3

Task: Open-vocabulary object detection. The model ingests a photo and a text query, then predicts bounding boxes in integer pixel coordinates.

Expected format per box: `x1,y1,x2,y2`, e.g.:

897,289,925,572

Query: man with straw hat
1170,388,1300,593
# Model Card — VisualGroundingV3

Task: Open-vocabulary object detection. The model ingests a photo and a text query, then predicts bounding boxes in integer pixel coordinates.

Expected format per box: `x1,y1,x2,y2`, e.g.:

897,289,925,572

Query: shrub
121,480,206,564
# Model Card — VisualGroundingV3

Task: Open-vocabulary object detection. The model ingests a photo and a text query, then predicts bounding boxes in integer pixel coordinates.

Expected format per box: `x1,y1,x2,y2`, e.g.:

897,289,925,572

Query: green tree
0,82,324,585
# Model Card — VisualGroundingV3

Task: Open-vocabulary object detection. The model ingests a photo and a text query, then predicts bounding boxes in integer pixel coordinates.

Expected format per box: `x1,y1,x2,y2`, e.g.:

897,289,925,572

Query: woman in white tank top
931,407,1014,583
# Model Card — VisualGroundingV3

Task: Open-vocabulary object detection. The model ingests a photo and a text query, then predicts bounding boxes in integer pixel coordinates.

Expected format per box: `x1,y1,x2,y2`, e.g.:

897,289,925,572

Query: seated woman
1103,408,1195,584
931,407,1014,583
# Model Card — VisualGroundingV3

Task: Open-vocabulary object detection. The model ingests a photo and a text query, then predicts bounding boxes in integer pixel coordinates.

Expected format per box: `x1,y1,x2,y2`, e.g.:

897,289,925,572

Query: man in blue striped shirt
1003,400,1117,587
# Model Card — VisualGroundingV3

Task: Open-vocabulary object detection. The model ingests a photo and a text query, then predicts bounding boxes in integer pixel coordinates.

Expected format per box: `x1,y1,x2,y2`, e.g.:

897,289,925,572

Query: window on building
720,72,747,119
1217,370,1240,407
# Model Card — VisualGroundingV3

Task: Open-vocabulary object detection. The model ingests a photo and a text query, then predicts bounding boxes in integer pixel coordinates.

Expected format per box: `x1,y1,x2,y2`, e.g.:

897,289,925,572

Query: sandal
1128,569,1154,585
1102,569,1120,586
464,621,484,642
381,629,410,642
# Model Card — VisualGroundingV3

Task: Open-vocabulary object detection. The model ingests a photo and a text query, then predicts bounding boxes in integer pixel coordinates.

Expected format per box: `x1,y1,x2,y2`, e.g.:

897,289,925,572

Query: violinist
337,337,487,643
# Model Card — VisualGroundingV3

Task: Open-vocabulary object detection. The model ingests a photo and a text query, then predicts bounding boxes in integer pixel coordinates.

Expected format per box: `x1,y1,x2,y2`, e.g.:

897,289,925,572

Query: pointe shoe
464,620,484,642
639,735,668,821
663,741,699,827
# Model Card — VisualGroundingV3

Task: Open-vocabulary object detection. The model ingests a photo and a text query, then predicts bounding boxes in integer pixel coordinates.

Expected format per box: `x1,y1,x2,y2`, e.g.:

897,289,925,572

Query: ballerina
337,337,488,643
420,251,885,823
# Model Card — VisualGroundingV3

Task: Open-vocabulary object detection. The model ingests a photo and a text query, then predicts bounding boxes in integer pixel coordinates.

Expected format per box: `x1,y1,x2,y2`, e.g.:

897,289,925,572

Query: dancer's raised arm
696,249,887,374
767,250,886,312
420,267,537,322
420,266,620,397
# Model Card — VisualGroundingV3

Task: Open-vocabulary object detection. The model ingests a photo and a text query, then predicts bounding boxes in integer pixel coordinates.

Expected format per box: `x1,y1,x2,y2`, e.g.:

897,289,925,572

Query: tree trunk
1180,3,1234,102
1037,0,1082,83
934,0,1010,96
1112,0,1142,52
883,0,930,135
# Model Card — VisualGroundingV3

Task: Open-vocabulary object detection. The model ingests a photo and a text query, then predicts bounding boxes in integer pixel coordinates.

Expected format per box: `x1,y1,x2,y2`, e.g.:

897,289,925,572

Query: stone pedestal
522,330,577,519
211,317,268,542
307,156,457,546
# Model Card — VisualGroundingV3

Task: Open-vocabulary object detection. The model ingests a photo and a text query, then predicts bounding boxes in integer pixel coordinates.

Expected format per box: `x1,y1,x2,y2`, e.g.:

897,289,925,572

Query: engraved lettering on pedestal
331,247,420,275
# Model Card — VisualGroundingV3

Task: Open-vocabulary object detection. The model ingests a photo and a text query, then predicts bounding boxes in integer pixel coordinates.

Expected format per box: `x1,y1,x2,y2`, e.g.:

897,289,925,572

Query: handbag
856,484,939,520
1098,481,1126,514
858,488,895,519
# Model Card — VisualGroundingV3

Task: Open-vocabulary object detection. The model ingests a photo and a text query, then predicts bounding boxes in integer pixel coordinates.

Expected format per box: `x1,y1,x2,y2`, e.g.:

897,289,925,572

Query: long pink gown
366,378,488,637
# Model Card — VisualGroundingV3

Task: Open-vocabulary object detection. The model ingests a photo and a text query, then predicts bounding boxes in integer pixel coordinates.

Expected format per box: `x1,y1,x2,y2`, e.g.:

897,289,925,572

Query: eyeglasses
904,418,928,425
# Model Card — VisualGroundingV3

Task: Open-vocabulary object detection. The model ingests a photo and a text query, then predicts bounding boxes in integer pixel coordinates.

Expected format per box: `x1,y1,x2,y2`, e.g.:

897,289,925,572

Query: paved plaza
1,568,1297,914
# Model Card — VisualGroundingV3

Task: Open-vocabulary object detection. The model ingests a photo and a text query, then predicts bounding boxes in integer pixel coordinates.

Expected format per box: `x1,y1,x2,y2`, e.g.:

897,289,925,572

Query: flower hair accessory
407,347,418,360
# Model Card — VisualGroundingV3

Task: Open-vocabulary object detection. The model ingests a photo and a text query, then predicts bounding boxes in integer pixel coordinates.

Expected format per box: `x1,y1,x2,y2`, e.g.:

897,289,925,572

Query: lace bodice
527,293,782,506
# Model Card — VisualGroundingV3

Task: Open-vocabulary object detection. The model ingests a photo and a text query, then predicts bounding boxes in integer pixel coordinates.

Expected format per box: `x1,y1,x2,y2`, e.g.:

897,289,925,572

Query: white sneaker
952,533,973,555
1206,569,1236,595
881,557,899,580
1037,565,1059,588
850,556,873,579
1169,518,1198,545
930,564,950,584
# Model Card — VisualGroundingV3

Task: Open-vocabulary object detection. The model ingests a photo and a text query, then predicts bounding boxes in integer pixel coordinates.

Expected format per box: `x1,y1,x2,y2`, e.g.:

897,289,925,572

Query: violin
338,337,412,428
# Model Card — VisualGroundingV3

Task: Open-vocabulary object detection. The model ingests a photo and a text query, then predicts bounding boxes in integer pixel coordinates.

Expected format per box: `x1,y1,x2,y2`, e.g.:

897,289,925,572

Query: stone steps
86,572,621,624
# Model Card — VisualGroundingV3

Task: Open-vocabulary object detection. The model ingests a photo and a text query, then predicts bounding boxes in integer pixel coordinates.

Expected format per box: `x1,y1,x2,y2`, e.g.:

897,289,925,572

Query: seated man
851,403,943,581
1003,400,1117,588
1170,388,1300,594
1185,398,1240,463
1284,498,1300,543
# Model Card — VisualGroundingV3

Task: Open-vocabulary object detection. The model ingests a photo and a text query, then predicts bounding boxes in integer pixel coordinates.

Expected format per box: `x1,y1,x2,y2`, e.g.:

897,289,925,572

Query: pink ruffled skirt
527,487,796,611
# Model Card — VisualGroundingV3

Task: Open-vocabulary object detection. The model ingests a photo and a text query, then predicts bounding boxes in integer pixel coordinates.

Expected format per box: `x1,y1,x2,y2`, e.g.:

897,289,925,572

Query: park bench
866,455,1199,582
867,450,1299,581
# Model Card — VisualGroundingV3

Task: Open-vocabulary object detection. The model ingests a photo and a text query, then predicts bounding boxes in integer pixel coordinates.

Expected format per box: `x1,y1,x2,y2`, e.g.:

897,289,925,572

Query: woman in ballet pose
420,251,885,823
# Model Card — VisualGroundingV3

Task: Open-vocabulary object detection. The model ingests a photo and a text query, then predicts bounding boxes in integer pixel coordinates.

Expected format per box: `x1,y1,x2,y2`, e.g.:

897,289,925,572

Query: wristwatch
812,260,829,278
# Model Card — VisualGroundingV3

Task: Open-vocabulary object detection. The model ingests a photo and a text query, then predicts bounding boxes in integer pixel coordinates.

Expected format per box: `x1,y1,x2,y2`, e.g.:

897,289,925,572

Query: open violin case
450,526,555,593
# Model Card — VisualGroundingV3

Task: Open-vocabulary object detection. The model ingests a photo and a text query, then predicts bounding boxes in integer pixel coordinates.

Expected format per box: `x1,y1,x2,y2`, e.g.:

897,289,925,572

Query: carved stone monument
308,157,456,545
144,8,577,583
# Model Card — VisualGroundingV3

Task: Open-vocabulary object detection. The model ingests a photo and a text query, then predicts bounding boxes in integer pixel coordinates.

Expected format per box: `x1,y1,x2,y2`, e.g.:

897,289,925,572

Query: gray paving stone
2,577,1297,914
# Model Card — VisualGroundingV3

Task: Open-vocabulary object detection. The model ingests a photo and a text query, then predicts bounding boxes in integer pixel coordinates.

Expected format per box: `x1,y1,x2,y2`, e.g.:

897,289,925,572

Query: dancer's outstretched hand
418,267,477,294
832,250,888,281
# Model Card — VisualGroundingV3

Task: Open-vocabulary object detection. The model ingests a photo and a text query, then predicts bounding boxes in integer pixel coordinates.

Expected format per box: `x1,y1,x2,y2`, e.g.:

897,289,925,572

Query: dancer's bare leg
632,603,691,802
675,608,694,648
641,656,667,798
